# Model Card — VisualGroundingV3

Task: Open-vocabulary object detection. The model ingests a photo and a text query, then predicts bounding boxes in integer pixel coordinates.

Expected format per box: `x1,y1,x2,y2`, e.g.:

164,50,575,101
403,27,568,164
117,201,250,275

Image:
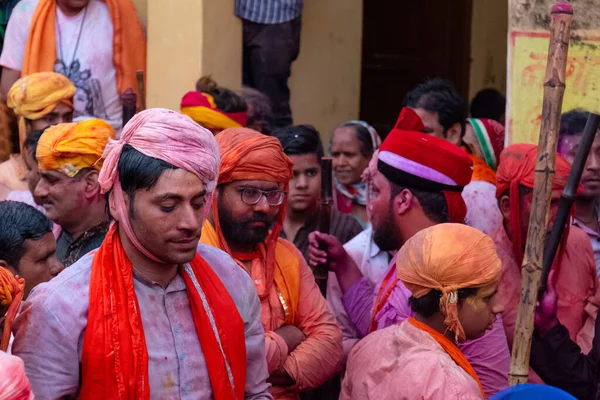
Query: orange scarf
408,317,485,398
470,154,496,185
81,225,246,399
22,0,146,110
202,220,300,325
0,268,24,352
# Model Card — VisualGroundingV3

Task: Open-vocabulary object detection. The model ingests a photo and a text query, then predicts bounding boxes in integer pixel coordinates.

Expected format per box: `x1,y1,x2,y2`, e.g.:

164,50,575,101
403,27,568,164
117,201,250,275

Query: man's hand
274,325,305,353
535,270,559,333
307,231,350,272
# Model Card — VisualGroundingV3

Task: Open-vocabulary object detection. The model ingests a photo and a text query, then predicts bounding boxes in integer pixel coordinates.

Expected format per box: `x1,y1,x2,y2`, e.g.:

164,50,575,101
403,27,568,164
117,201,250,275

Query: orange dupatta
201,220,300,325
408,317,486,399
80,225,246,400
22,0,146,110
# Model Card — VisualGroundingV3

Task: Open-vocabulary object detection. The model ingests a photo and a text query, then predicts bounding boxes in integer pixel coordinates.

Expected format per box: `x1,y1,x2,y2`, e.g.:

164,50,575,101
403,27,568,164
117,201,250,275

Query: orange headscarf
202,128,300,324
396,223,501,342
36,119,115,177
21,0,146,110
0,267,24,352
495,144,573,263
7,72,76,152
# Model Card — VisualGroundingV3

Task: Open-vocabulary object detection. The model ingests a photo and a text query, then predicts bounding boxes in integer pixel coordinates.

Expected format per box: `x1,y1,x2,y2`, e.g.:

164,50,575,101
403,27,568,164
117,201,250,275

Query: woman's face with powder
457,282,504,341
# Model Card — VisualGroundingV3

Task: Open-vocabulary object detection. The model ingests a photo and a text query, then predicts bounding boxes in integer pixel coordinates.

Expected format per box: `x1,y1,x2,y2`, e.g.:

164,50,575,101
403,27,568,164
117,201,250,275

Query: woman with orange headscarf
341,223,504,400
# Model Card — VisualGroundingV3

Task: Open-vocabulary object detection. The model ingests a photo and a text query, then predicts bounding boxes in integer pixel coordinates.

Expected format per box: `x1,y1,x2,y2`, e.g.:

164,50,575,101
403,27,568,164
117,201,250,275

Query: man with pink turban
12,109,272,399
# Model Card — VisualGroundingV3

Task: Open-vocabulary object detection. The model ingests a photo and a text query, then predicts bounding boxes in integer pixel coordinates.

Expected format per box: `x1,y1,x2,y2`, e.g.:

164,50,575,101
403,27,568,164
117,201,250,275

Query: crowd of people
0,1,599,400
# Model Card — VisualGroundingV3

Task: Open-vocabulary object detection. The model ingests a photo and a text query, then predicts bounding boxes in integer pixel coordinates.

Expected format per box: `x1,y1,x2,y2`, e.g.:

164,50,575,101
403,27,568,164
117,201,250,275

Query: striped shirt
235,0,302,24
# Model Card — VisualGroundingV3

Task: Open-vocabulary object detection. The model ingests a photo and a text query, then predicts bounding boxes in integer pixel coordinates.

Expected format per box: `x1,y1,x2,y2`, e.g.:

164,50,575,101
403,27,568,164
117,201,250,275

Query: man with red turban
201,127,343,399
12,109,272,399
309,108,512,397
494,143,598,382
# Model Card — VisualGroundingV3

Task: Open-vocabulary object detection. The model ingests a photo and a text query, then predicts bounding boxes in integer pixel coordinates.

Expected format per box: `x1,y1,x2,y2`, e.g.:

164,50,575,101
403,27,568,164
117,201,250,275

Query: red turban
212,128,294,295
378,107,473,223
496,143,574,262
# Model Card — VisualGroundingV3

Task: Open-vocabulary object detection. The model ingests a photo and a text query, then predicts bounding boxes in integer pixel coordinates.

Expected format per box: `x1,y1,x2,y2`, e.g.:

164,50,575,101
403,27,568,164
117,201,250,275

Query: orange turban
495,143,573,263
36,119,116,177
0,267,24,352
7,72,76,151
212,127,293,295
396,223,501,342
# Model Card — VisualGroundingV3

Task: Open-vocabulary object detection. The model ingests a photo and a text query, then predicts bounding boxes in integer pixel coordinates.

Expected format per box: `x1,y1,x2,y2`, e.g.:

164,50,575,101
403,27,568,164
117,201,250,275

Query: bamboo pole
508,1,573,385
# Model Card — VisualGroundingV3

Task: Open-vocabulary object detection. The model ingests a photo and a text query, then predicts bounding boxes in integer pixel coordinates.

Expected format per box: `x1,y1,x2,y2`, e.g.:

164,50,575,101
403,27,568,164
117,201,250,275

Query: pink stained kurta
12,244,273,400
0,155,27,199
253,244,343,399
327,227,390,361
341,258,510,398
462,180,503,236
493,225,598,382
341,321,484,400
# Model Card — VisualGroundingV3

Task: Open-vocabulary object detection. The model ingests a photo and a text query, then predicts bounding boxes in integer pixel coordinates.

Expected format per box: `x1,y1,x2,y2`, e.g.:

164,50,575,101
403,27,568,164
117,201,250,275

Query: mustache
240,213,273,225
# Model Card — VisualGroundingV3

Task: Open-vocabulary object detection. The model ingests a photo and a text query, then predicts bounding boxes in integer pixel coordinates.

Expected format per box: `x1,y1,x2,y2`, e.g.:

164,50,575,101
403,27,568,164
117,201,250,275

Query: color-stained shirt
280,207,363,265
235,0,303,24
493,225,598,382
462,179,503,235
341,257,510,398
341,321,484,400
6,189,44,213
1,0,122,130
573,218,600,279
247,243,343,399
12,244,273,400
327,227,390,359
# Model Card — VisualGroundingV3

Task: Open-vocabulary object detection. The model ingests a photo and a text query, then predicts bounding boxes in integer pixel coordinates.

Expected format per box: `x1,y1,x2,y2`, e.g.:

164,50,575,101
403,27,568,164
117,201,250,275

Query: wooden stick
508,1,573,385
539,113,600,299
121,88,137,127
315,157,333,297
136,70,146,111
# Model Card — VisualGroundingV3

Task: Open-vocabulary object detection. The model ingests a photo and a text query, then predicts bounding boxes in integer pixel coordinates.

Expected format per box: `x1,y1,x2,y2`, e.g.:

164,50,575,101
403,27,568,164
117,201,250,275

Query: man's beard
218,205,275,246
372,206,403,251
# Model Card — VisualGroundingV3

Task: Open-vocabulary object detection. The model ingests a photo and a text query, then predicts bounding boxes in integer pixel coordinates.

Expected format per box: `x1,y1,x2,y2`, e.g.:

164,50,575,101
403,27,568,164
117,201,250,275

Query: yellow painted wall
288,0,363,143
144,0,242,111
469,0,508,100
134,0,507,140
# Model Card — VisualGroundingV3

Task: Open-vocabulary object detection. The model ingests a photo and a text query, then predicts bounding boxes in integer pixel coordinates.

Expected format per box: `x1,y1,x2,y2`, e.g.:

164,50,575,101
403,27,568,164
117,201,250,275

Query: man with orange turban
494,143,598,381
35,118,115,266
0,0,145,130
201,127,343,399
12,109,272,399
310,108,512,397
341,224,504,400
0,71,75,200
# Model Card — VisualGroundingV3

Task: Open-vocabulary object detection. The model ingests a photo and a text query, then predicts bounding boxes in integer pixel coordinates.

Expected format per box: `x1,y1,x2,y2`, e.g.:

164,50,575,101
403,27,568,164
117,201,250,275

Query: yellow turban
7,72,76,151
396,223,501,342
37,119,115,177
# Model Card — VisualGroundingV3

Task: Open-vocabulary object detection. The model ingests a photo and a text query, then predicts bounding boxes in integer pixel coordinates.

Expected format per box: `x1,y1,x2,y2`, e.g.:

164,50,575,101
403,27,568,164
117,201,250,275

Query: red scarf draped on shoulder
80,225,246,400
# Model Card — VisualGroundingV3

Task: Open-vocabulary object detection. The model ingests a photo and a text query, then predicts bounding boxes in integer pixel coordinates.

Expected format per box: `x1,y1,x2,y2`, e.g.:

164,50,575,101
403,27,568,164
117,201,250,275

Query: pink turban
99,108,220,263
0,351,34,400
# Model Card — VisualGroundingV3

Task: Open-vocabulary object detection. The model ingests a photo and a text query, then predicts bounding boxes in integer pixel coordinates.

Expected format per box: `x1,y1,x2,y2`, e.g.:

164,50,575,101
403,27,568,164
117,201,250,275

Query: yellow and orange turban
1,267,24,352
36,119,116,177
7,72,76,151
396,223,501,342
181,91,247,133
495,143,574,263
